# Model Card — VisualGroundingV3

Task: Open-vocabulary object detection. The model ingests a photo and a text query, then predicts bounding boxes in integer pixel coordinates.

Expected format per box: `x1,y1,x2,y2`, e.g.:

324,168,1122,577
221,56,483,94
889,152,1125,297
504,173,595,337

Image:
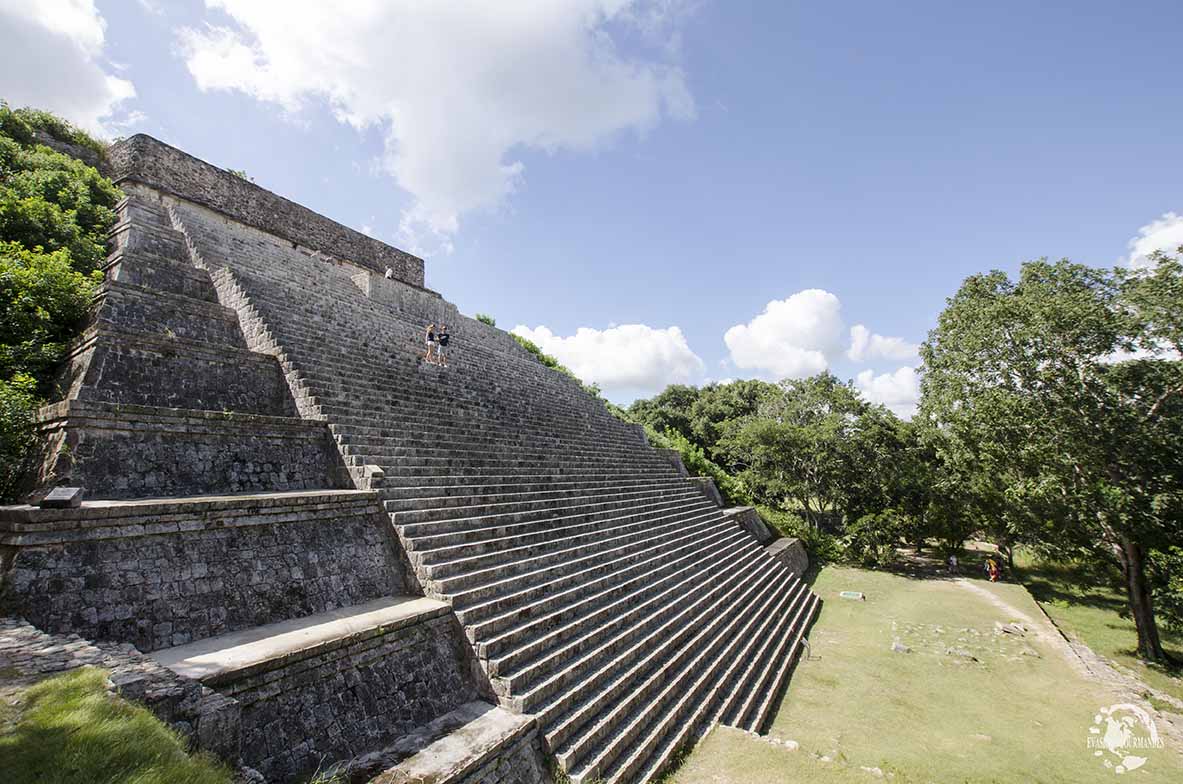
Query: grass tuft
0,667,233,784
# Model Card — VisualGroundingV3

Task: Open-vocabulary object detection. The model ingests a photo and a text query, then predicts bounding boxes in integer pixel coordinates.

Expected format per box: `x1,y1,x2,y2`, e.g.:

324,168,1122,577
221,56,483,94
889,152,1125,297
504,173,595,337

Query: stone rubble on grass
861,765,885,777
891,638,912,654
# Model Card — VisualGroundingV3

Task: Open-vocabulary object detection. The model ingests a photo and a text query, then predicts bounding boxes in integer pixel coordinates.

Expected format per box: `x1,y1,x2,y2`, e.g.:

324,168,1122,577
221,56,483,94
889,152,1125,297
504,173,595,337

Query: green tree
717,372,902,528
920,257,1183,662
0,104,117,500
628,384,702,445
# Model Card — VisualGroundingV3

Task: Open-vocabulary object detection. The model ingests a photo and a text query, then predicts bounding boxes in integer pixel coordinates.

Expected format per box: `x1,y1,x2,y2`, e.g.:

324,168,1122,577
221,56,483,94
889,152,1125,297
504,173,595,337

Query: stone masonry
0,133,819,784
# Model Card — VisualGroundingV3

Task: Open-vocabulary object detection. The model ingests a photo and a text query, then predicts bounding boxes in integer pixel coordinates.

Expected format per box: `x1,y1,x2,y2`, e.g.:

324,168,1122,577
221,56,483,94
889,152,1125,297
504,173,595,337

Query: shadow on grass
1014,558,1183,677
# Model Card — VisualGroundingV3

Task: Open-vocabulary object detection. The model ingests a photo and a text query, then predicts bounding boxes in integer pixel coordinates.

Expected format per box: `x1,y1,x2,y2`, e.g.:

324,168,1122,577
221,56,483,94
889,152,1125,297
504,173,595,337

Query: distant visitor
424,323,438,364
437,323,450,367
384,266,394,279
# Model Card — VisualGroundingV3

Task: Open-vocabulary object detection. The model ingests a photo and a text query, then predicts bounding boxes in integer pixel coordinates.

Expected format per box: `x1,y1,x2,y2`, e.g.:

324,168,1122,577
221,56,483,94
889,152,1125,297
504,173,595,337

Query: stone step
463,522,744,648
447,513,727,616
395,483,697,529
353,701,541,784
384,476,689,514
569,571,801,784
150,595,448,686
417,493,708,581
403,494,712,559
726,591,820,733
429,501,719,595
406,483,699,557
541,554,783,757
473,526,750,660
492,539,765,696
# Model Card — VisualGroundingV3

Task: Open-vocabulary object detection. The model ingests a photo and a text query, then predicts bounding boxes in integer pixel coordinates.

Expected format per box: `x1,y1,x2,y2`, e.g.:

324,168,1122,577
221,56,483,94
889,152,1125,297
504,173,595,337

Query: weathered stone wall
725,506,776,545
30,400,347,500
1,492,401,651
455,726,551,784
61,327,297,416
93,281,247,347
223,613,479,781
766,537,810,576
108,136,425,286
104,251,220,302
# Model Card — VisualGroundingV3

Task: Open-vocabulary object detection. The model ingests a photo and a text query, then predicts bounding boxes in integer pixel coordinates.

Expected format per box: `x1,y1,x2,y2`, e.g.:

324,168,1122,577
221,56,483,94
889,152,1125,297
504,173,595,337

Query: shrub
644,424,751,507
0,243,101,390
844,509,903,567
0,373,38,502
0,108,120,273
1,105,107,155
475,312,496,327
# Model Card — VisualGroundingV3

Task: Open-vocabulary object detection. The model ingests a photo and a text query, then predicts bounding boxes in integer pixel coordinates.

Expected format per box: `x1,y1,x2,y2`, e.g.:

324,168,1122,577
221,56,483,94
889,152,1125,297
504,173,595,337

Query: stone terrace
0,134,818,784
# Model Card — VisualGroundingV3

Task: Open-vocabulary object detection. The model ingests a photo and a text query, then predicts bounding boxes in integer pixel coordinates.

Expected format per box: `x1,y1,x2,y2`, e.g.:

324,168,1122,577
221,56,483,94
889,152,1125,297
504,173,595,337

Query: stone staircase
163,186,821,781
2,134,819,783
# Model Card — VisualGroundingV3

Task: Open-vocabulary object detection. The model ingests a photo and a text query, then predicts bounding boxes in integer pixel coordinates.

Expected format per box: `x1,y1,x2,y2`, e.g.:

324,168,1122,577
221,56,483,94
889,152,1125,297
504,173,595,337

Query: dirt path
955,577,1183,758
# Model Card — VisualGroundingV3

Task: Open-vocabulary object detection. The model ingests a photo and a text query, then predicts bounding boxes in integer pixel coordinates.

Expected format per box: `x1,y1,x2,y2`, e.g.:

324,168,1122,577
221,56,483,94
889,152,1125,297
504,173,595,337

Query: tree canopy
920,256,1183,661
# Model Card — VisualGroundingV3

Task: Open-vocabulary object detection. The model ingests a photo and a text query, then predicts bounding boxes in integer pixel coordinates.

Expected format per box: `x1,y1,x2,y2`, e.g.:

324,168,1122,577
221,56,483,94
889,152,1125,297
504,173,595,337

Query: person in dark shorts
436,323,450,367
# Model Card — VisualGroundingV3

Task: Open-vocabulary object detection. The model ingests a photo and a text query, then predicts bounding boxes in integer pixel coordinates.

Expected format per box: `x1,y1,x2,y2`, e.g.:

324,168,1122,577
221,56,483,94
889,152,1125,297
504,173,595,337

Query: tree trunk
1118,537,1169,663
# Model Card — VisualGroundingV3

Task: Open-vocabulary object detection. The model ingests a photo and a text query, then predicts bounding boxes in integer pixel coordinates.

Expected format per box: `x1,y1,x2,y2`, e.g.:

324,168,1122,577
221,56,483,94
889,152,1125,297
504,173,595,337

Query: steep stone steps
472,526,750,659
427,503,720,598
445,512,726,615
492,538,766,697
563,572,800,783
540,553,785,763
164,192,820,783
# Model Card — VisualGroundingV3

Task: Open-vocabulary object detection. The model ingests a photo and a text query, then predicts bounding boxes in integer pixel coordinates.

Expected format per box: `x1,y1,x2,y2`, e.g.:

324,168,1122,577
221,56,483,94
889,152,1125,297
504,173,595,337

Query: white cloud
0,0,136,134
178,1,694,243
723,290,845,379
847,324,920,362
1126,212,1183,269
855,366,920,419
512,323,704,394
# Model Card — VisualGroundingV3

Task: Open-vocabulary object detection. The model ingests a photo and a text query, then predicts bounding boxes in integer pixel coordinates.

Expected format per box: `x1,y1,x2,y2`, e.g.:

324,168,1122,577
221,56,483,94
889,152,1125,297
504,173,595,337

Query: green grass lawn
674,566,1183,784
1014,556,1183,705
0,667,233,784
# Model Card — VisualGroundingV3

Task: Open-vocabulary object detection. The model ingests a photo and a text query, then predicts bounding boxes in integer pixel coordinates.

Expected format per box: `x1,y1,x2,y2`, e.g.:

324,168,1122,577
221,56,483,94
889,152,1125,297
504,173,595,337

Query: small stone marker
40,486,84,509
839,591,865,600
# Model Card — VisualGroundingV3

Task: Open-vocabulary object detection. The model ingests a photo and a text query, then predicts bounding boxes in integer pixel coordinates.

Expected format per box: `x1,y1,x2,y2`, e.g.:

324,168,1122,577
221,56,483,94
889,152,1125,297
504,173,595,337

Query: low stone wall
723,506,776,545
455,724,551,784
61,327,297,416
94,281,246,348
29,400,346,500
0,491,402,651
108,135,425,285
221,611,478,782
767,537,810,576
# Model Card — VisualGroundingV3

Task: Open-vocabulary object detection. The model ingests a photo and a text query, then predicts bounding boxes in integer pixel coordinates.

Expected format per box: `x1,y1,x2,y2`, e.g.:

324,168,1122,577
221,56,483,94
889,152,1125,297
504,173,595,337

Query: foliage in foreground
0,667,233,784
0,103,115,501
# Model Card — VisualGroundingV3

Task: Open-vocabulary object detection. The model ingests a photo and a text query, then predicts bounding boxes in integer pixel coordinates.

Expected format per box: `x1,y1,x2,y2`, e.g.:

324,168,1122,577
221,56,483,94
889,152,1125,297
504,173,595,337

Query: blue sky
3,1,1181,412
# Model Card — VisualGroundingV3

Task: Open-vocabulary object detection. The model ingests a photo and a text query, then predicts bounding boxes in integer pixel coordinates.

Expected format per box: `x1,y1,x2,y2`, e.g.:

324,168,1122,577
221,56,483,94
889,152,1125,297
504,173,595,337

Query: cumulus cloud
847,324,920,362
512,323,704,395
0,0,136,134
855,366,920,419
1126,212,1183,269
177,1,694,245
723,290,845,379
